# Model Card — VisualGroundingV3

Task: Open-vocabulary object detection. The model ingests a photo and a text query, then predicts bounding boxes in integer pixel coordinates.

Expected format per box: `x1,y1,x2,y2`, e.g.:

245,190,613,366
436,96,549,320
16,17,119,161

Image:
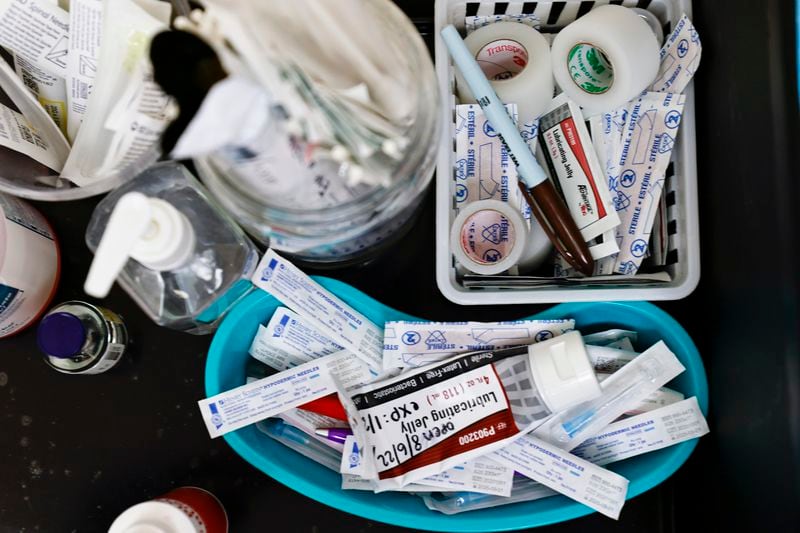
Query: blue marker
440,25,595,276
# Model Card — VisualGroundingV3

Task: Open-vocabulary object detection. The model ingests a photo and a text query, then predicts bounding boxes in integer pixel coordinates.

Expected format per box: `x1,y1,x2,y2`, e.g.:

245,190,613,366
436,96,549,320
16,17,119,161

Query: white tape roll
450,200,528,275
630,7,665,47
550,5,660,116
455,22,554,124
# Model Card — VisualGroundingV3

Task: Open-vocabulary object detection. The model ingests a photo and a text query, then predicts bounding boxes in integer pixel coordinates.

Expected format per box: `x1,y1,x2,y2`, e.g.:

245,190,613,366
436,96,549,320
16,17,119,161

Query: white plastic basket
434,0,699,304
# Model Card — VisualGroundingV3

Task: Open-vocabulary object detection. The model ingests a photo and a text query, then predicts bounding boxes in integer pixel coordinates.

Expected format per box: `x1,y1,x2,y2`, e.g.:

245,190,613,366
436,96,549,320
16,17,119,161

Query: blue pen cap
37,312,86,358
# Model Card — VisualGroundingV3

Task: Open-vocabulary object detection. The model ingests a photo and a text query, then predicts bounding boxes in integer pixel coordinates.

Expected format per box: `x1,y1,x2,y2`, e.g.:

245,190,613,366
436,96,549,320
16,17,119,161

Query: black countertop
1,1,799,532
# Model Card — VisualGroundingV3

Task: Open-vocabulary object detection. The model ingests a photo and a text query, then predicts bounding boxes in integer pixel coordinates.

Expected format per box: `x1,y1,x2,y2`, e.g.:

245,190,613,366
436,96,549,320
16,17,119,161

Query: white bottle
109,486,227,533
84,162,259,334
0,193,60,338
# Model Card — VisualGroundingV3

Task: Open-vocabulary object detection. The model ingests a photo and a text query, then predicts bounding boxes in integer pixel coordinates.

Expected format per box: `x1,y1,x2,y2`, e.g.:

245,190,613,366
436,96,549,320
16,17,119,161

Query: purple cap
315,427,353,444
37,312,86,358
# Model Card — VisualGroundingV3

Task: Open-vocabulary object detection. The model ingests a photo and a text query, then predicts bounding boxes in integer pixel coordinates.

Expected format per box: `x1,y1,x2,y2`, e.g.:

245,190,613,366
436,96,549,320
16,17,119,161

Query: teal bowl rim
205,277,709,531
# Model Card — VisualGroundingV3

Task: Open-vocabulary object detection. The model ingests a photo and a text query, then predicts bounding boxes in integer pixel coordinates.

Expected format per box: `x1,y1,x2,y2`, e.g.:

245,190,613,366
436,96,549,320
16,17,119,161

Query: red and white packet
341,332,600,491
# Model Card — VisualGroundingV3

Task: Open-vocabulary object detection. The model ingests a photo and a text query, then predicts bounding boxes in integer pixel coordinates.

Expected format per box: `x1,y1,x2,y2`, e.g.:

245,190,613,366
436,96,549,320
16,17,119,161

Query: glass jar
195,0,440,267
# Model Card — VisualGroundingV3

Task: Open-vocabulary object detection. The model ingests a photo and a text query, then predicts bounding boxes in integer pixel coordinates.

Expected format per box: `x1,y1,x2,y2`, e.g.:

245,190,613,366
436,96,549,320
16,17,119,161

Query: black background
2,1,799,532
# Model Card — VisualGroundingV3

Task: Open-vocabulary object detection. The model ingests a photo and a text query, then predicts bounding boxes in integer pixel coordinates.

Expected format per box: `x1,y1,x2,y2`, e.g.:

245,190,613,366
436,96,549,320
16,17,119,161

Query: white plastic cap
109,501,199,533
528,331,602,413
84,192,196,299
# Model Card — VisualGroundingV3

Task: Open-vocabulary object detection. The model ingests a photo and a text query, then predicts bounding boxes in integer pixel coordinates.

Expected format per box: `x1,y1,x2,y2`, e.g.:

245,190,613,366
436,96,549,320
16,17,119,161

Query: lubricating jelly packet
343,332,601,490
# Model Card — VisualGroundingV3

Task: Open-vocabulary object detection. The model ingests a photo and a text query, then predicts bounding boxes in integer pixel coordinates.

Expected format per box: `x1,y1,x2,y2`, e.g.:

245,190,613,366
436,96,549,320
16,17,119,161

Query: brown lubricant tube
518,181,594,276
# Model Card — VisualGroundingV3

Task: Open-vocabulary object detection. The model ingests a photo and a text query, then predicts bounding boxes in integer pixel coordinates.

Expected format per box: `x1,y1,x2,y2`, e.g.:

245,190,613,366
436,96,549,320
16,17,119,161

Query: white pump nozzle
84,192,196,299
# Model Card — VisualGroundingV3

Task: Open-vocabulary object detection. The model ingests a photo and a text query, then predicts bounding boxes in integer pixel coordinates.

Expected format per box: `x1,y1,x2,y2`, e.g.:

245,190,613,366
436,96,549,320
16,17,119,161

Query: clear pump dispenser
84,162,259,334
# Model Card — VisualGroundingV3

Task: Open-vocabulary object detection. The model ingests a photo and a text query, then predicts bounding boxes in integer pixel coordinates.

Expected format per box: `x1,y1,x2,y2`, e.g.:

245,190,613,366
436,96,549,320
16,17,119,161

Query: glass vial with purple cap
36,301,128,375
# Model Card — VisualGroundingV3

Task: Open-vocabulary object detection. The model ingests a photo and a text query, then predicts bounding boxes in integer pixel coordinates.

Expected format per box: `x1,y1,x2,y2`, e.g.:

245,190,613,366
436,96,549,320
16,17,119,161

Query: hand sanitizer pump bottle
84,162,259,334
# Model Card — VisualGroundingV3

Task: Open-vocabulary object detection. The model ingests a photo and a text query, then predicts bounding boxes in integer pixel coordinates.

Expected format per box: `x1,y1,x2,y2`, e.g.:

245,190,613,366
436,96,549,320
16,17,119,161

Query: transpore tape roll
551,5,660,116
455,22,554,124
451,200,528,275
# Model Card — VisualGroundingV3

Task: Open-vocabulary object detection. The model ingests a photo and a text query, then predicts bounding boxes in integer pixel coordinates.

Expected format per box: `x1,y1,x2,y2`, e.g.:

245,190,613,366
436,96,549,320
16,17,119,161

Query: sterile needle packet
0,59,70,171
341,474,430,492
572,396,709,465
249,324,310,371
585,344,637,374
264,307,344,361
252,249,384,374
249,308,362,374
0,104,63,171
66,0,103,141
532,340,686,450
582,329,638,347
596,374,684,416
13,54,68,136
0,0,69,78
417,457,514,497
451,398,708,514
198,350,369,438
491,435,629,519
382,319,574,369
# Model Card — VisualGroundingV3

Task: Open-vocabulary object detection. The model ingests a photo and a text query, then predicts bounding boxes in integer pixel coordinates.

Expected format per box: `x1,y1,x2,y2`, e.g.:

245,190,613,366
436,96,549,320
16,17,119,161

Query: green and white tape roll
551,5,660,116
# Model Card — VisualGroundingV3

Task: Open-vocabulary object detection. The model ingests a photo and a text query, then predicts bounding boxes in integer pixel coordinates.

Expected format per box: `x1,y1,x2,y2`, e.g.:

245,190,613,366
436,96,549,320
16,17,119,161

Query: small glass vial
36,301,128,375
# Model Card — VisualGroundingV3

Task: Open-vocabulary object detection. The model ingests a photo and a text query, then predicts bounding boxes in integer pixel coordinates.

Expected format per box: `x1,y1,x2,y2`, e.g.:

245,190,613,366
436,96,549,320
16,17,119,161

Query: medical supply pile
199,250,709,519
0,0,174,186
442,5,702,288
0,0,712,528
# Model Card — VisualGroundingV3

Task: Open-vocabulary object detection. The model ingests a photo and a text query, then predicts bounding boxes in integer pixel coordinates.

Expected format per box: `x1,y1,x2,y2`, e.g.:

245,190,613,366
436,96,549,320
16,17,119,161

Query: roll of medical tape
455,21,554,124
450,199,528,275
550,5,660,116
630,7,665,47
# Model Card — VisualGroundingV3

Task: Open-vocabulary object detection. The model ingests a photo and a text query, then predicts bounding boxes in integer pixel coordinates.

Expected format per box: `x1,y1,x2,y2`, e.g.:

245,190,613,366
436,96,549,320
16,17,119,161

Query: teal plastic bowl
205,278,709,531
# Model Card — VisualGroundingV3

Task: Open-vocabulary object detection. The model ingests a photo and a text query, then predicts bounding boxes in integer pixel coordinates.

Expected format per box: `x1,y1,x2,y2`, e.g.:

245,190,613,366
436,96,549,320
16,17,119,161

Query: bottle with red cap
109,487,228,533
